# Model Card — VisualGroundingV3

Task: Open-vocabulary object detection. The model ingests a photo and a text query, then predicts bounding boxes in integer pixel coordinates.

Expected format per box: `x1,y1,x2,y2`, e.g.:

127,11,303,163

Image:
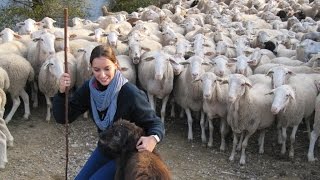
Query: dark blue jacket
52,81,165,141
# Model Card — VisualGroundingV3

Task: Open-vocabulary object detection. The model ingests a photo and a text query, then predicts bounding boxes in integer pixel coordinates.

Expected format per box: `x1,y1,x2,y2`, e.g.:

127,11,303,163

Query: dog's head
98,119,144,159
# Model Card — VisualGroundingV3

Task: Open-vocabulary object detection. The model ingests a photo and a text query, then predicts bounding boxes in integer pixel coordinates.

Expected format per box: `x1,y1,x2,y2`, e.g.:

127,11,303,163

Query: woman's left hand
136,135,157,152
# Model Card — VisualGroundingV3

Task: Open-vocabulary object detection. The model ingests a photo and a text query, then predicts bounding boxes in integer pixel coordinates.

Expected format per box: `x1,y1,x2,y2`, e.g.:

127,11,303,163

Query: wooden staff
64,8,69,180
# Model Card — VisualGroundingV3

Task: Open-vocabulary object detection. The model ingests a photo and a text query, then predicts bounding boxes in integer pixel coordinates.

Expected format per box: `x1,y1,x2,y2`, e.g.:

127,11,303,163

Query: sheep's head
98,119,144,159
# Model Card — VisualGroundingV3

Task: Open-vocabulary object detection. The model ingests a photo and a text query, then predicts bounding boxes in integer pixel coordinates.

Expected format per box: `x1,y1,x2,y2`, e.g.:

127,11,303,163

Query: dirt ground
1,98,320,180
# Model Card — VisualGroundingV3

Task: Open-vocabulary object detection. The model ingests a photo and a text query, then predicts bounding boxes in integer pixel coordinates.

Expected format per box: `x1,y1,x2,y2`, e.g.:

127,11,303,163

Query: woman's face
91,57,117,86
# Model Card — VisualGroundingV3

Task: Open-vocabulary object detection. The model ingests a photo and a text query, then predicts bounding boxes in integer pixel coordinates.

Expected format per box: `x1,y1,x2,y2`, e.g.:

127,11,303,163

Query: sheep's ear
265,89,274,95
287,70,296,76
245,81,252,88
141,47,151,52
266,70,274,77
205,51,215,56
221,79,229,84
229,58,237,62
289,90,295,100
33,38,41,42
144,57,155,61
247,60,255,65
88,33,95,36
179,61,190,65
55,37,63,41
14,34,22,39
77,48,86,53
227,63,235,67
120,67,128,72
69,34,77,39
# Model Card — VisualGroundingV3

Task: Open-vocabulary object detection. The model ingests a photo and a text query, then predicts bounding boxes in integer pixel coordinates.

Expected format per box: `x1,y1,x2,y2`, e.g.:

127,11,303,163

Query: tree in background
0,0,88,30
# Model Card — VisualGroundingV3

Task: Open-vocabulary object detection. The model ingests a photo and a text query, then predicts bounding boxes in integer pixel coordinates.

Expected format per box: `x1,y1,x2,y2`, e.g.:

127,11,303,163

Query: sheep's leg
277,120,283,144
45,95,52,121
289,125,299,158
4,95,21,124
185,108,193,141
32,81,39,108
229,132,238,162
207,118,214,148
240,131,254,165
83,111,89,119
147,92,156,111
170,99,175,118
160,95,169,124
179,107,185,118
236,132,244,151
200,111,206,143
0,131,7,169
308,130,319,162
0,119,13,147
19,89,30,120
281,127,287,155
220,118,228,151
305,117,311,140
258,129,266,154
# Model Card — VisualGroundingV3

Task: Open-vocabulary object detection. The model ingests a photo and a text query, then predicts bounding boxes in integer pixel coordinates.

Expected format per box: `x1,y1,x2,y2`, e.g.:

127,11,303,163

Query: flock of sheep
0,0,320,169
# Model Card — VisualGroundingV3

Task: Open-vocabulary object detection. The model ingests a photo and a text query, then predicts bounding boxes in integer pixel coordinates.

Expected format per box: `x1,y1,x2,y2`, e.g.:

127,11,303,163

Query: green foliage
111,0,159,13
0,0,88,30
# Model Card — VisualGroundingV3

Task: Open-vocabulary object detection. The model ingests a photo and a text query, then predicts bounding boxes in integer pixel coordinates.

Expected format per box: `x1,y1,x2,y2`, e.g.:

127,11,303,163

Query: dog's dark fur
98,119,171,180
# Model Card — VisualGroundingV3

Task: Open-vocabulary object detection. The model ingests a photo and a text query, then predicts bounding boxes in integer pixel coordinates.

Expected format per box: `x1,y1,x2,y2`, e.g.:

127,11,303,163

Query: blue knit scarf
89,70,128,130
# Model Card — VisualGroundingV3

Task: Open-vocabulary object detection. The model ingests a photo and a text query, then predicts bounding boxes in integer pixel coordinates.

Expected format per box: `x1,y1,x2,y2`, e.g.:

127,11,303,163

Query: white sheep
0,130,7,169
296,39,320,62
117,55,136,84
197,72,229,150
231,54,253,76
15,18,40,35
307,80,320,162
268,83,317,158
173,55,209,141
0,53,34,123
254,63,319,74
226,74,275,165
38,51,77,121
27,31,56,108
209,55,236,77
138,50,174,124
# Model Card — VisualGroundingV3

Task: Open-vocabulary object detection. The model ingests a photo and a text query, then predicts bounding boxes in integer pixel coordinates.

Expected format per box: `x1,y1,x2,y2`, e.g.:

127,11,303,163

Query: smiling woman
53,44,164,179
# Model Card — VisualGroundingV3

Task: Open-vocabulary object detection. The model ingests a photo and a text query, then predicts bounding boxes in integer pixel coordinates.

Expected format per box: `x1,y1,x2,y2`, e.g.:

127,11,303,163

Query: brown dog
98,119,171,180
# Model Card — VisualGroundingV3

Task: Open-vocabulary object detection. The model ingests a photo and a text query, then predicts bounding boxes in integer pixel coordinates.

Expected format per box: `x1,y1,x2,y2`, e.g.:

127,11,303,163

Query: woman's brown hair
90,45,118,65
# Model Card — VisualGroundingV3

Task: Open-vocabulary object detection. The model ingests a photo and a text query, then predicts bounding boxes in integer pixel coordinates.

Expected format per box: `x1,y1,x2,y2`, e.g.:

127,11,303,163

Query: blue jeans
74,147,116,180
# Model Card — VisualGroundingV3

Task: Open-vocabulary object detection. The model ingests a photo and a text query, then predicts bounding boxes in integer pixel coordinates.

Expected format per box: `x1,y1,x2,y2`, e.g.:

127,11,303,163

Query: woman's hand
136,135,158,152
59,73,71,93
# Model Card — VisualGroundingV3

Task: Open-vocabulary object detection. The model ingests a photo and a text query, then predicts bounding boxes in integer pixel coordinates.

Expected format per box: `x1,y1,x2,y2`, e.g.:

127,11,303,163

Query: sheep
0,130,7,169
231,54,253,76
173,55,209,141
138,50,174,124
0,28,22,43
209,55,236,77
267,83,317,158
0,88,6,119
274,44,296,58
27,31,56,108
197,72,229,150
0,53,34,123
98,119,171,180
215,40,237,58
38,51,77,121
15,18,40,35
0,117,13,147
307,80,320,162
296,39,320,62
266,67,320,142
117,55,136,85
0,67,10,92
226,74,275,165
301,32,320,42
254,63,319,74
0,38,28,57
